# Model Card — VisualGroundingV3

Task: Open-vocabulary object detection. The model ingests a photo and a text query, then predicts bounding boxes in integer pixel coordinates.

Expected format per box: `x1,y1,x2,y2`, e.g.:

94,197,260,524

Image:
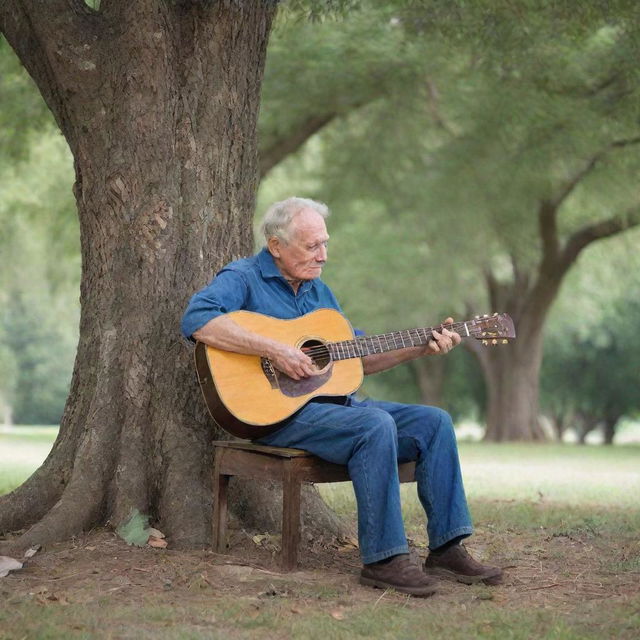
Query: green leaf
116,509,152,547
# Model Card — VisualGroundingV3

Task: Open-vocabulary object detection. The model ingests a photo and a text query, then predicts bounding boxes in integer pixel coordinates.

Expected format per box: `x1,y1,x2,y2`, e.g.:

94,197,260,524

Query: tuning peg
492,339,498,345
482,332,486,337
475,315,480,320
493,312,498,316
483,314,489,318
502,339,508,344
482,340,488,346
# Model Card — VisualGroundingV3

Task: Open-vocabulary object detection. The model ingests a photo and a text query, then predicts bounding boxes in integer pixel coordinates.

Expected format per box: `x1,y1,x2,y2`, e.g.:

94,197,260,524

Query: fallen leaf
330,609,346,620
252,534,268,545
148,536,168,548
47,593,70,605
337,536,359,551
24,546,41,559
116,509,151,547
147,527,165,539
0,556,23,578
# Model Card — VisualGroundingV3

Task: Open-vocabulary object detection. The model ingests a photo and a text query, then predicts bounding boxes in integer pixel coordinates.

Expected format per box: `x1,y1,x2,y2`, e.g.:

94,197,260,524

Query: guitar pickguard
274,364,334,397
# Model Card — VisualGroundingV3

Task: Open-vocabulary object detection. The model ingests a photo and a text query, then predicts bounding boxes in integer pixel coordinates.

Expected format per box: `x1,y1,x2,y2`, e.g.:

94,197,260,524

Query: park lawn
0,427,58,495
1,434,639,639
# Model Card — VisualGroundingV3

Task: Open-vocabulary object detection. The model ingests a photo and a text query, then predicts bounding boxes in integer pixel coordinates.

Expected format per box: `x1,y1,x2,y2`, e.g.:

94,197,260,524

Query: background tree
540,235,640,444
260,1,640,441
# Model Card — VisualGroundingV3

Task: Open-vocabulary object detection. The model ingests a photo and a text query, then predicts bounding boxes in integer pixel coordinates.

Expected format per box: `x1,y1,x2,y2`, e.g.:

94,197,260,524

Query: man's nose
317,245,327,261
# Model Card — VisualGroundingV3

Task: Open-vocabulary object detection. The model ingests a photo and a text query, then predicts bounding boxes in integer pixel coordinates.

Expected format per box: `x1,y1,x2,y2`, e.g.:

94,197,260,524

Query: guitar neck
328,321,471,361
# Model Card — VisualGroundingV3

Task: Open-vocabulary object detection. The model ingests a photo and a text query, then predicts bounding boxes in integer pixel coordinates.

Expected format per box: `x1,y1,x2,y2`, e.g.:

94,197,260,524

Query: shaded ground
2,442,639,637
1,510,639,639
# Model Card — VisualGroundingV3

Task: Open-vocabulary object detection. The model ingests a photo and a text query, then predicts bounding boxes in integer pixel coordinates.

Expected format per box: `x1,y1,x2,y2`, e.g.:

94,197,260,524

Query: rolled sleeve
181,269,249,340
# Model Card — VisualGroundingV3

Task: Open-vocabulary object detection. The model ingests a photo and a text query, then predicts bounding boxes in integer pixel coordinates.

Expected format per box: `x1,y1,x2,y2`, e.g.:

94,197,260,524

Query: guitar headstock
469,313,516,345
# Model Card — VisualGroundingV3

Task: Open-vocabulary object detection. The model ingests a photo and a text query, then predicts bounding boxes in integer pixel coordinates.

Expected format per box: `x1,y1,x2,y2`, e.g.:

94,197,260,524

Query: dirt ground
1,516,639,639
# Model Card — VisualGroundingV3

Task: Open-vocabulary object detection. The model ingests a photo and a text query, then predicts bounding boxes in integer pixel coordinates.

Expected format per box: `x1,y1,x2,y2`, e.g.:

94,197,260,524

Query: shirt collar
258,247,283,279
257,247,317,294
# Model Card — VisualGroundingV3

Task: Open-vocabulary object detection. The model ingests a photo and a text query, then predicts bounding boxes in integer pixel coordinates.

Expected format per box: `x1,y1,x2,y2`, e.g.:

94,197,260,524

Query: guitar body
195,308,364,439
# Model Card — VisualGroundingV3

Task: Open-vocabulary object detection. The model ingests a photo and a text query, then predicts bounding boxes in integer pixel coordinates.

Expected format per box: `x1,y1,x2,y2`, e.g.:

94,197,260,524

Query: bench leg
281,467,301,572
212,467,230,554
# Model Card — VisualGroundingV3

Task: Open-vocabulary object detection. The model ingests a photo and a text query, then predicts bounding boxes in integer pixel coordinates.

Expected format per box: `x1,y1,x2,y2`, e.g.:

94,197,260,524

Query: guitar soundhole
301,339,331,371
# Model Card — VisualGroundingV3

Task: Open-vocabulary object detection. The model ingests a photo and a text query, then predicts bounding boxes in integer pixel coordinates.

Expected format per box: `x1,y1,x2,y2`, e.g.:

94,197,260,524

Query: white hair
260,197,330,244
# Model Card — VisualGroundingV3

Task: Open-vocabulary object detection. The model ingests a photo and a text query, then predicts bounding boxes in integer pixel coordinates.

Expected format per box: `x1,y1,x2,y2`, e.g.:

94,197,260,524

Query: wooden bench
212,440,416,571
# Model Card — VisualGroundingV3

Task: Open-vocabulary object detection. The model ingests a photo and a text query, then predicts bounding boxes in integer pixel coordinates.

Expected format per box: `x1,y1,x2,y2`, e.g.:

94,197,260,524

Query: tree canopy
1,0,639,443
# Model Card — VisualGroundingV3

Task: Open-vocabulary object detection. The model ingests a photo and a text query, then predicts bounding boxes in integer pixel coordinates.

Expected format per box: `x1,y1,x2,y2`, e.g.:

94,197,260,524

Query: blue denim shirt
181,247,345,340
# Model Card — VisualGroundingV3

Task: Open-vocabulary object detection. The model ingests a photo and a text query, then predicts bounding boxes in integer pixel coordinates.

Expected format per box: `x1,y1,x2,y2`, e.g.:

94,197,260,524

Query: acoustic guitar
194,308,515,439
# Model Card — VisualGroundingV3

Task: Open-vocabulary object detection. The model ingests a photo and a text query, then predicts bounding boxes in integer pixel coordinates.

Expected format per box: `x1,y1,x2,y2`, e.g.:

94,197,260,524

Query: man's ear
267,236,281,258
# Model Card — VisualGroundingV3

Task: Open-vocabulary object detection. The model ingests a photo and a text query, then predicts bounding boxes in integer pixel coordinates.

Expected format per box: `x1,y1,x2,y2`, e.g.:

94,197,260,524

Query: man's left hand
426,317,461,355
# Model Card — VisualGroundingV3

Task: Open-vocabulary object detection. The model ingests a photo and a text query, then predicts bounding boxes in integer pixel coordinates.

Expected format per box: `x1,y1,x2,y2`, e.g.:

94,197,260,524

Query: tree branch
259,112,338,179
538,199,560,263
425,78,455,136
0,0,100,140
0,0,91,57
560,205,640,269
510,252,530,294
550,136,640,209
484,268,499,311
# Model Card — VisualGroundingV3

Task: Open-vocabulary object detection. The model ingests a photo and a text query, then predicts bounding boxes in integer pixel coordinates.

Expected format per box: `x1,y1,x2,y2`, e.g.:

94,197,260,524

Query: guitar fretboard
328,324,470,361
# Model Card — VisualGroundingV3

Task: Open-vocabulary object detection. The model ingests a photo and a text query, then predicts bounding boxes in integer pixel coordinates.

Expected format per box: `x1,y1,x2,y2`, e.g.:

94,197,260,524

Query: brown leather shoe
360,554,438,597
424,544,503,585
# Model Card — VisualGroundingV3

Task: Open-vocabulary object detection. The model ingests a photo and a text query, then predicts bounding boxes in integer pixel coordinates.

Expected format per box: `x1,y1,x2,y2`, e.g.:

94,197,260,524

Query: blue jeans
257,396,473,564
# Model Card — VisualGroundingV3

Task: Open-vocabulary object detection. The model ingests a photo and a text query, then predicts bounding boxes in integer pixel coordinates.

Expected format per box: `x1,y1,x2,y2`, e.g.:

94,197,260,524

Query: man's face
269,208,329,282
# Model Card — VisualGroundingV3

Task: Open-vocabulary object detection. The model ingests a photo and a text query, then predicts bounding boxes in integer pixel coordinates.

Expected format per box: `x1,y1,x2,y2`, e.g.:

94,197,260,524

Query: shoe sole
425,567,502,586
359,575,438,597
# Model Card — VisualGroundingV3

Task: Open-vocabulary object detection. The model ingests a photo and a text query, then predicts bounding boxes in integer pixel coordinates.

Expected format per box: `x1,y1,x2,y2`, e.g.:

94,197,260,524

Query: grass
1,588,638,640
318,441,640,519
0,426,58,494
1,431,639,639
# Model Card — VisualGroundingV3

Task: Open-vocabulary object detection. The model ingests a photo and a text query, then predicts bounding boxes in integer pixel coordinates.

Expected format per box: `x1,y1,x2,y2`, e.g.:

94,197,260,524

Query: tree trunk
1,395,12,427
0,1,347,553
478,334,546,441
602,415,618,446
576,413,600,444
546,411,570,441
410,357,445,408
472,269,559,441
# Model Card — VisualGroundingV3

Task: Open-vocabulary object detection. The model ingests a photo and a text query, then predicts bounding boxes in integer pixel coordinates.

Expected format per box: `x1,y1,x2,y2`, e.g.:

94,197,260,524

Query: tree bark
472,318,547,442
0,0,347,552
409,357,445,408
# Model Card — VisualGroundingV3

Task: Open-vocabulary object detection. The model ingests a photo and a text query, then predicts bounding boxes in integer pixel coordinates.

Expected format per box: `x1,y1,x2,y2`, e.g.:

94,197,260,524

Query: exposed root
6,480,104,555
0,461,67,536
0,418,85,535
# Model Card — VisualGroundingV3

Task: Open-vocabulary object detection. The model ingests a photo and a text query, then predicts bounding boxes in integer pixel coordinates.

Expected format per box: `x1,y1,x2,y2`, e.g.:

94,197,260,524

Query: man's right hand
267,343,318,380
195,315,318,380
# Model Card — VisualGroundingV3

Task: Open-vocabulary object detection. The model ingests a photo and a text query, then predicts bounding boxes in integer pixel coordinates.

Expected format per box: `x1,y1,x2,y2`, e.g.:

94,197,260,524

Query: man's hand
425,317,461,355
268,343,318,380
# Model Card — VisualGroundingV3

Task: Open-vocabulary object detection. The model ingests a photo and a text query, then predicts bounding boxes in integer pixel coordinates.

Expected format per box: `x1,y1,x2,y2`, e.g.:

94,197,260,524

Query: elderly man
182,197,502,597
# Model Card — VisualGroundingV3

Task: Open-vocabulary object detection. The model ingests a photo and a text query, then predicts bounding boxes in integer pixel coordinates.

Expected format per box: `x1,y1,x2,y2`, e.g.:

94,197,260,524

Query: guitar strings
298,320,499,358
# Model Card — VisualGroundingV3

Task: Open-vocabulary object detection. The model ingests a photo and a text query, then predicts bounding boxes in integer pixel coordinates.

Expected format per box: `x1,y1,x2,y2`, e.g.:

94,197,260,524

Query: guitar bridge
261,357,279,389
